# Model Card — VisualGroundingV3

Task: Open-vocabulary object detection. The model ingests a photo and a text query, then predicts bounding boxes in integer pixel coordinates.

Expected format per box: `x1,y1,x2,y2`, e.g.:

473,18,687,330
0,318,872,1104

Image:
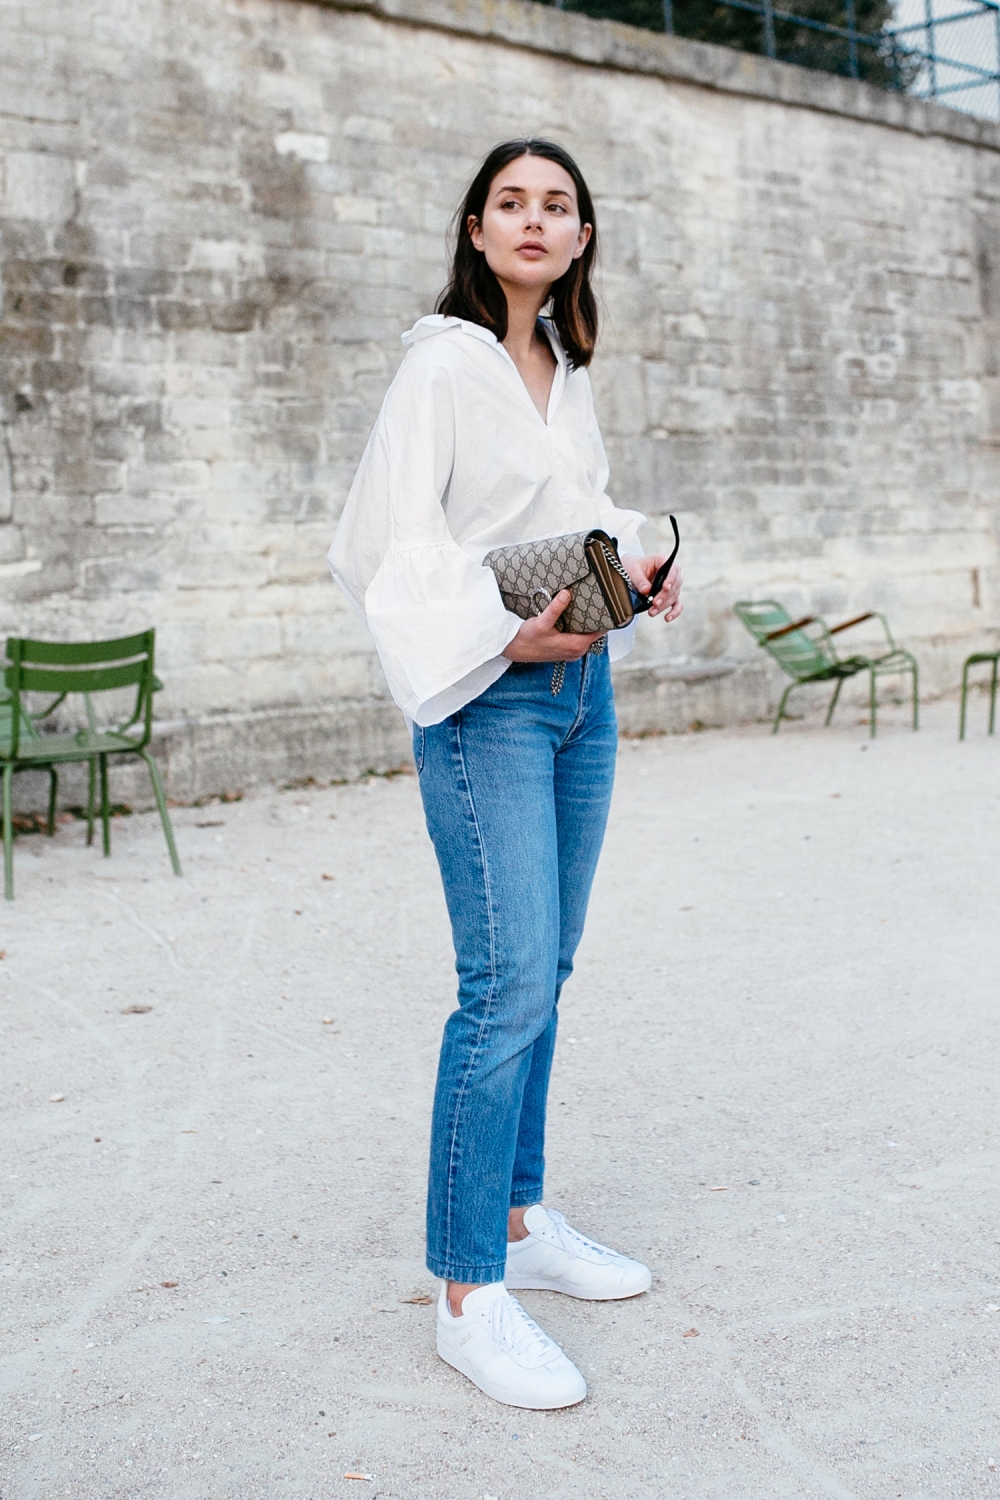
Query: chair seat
1,729,141,764
800,664,856,682
869,649,917,669
802,655,875,682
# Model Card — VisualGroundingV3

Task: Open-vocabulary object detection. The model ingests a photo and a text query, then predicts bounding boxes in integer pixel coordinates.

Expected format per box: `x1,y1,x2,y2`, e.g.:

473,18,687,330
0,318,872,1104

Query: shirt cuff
411,648,514,726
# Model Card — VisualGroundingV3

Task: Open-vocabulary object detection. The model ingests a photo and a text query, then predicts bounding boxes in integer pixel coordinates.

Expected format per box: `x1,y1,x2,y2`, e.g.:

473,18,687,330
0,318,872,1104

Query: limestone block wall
1,0,999,801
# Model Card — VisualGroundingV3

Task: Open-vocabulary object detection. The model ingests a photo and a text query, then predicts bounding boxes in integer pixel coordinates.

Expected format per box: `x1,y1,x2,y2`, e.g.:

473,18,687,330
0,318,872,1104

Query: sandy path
2,700,998,1499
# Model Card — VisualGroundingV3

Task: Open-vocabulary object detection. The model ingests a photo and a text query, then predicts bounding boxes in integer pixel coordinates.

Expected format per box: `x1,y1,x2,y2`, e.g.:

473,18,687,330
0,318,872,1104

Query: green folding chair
735,600,919,737
1,630,181,900
958,650,998,740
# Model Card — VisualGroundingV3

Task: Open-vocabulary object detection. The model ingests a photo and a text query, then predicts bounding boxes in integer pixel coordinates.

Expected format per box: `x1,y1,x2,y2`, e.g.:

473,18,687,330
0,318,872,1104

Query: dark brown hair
436,139,599,369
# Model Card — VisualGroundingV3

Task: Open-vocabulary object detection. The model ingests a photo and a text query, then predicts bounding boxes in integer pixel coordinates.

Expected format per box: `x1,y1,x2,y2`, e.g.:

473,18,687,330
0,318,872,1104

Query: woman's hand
502,554,683,663
502,590,606,662
623,554,683,622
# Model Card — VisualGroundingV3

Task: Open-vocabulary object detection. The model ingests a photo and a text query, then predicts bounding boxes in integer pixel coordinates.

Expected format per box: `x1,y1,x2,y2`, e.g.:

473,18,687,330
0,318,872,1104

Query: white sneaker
504,1205,652,1300
436,1282,587,1409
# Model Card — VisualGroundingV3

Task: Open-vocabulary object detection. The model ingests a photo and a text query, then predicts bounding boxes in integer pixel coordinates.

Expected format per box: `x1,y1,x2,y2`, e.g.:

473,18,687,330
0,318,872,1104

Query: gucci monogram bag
483,516,679,635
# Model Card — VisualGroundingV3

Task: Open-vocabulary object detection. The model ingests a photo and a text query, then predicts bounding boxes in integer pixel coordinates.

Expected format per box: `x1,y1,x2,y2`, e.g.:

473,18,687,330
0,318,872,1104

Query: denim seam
439,712,500,1278
557,651,590,751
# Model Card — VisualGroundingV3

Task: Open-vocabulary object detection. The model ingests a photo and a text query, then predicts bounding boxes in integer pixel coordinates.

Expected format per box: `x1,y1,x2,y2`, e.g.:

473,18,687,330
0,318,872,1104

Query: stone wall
2,0,999,803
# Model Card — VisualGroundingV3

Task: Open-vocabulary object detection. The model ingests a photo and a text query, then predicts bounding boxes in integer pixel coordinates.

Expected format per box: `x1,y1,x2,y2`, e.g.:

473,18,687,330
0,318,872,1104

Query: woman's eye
546,203,567,214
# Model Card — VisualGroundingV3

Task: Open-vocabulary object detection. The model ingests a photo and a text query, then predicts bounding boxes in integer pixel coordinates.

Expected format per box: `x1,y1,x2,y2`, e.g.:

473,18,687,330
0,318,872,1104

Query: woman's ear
572,222,593,261
468,215,484,253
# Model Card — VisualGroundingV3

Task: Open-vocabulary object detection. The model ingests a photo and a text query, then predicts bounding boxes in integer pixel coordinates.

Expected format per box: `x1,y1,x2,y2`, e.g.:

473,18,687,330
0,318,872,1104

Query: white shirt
328,314,646,726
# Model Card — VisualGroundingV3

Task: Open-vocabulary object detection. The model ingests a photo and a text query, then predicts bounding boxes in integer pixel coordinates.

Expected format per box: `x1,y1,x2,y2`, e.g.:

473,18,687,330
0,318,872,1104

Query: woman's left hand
623,554,683,622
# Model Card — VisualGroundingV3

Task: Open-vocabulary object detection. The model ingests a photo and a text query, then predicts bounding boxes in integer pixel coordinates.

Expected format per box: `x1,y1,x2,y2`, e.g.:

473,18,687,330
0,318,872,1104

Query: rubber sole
436,1343,587,1410
503,1272,653,1300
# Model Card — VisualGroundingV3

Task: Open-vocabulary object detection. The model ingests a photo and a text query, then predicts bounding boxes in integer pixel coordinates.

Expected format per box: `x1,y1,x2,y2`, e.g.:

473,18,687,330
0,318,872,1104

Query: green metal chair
734,600,919,737
1,630,181,900
958,650,998,740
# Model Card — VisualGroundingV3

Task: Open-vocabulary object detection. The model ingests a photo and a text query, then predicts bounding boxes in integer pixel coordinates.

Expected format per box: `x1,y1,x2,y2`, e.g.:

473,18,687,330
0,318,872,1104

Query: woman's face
469,154,591,293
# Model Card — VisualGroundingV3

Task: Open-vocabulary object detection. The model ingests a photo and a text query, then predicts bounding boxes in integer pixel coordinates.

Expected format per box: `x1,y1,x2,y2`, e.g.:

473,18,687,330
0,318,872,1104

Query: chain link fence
553,0,1000,120
892,0,1000,116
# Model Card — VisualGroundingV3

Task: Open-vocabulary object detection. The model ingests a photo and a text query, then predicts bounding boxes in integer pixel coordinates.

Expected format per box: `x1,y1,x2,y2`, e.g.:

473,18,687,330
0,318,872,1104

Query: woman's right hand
502,590,606,663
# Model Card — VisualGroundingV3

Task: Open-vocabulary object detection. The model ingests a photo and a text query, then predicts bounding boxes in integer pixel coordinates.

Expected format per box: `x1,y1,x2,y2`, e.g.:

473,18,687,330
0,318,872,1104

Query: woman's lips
517,242,546,257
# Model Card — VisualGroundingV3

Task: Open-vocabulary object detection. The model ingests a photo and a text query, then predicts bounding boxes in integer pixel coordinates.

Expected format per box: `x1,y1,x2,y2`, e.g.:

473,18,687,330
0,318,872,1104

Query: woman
329,139,682,1410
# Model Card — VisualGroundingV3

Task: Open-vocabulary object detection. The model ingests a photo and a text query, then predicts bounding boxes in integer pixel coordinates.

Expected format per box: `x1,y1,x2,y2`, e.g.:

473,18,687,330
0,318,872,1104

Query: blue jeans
414,651,618,1283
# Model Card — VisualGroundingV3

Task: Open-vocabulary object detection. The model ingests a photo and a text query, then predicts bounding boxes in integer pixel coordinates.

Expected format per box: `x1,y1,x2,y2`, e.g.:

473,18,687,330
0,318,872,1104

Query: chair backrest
3,631,157,758
734,599,794,641
734,600,834,682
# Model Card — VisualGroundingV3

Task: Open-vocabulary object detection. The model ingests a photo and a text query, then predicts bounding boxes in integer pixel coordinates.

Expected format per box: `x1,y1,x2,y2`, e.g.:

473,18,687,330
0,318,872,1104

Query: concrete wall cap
310,0,1000,151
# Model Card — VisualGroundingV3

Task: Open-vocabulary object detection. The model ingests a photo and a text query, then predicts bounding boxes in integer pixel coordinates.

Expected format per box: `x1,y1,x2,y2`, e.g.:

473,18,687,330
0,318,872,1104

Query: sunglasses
630,514,680,613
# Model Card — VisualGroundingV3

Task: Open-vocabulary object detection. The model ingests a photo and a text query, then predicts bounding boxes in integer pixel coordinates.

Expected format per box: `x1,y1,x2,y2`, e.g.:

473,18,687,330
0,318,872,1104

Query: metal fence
892,0,1000,116
555,0,1000,120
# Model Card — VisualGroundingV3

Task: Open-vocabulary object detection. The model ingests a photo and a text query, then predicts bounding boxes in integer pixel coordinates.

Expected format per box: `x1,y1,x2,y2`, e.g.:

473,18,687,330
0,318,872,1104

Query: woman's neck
497,282,557,421
500,282,549,363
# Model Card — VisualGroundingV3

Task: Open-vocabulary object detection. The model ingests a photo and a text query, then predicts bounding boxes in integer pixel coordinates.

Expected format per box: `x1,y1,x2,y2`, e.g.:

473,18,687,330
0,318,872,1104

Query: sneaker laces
539,1209,617,1264
489,1292,558,1365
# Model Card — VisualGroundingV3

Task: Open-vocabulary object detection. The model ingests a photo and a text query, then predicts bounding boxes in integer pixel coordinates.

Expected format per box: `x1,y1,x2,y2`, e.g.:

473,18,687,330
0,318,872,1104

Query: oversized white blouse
328,314,646,726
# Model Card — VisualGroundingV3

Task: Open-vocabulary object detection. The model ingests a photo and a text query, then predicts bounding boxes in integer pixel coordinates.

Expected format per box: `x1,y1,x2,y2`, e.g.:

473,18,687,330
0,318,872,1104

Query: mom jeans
414,651,617,1284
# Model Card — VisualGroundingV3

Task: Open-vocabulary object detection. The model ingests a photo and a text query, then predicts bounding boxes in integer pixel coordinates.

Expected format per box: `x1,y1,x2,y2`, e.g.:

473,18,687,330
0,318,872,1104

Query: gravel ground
2,698,999,1500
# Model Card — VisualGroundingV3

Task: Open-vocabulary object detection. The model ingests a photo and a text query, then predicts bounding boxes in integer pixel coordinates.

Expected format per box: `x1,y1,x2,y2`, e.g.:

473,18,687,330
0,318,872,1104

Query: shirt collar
401,313,569,367
401,314,499,349
402,313,569,425
537,316,567,371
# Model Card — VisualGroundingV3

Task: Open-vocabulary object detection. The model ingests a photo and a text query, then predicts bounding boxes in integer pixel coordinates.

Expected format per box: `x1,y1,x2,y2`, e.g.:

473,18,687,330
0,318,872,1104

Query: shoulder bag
484,515,679,636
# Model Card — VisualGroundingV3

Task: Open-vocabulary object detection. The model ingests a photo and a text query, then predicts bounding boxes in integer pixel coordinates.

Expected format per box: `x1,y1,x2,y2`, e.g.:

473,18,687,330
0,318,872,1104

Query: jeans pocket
412,724,425,775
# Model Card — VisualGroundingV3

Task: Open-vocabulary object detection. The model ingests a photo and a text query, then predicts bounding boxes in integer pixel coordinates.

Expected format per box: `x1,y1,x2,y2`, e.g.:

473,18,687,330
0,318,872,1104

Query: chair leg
911,657,919,731
47,768,58,835
86,758,96,846
825,678,844,727
2,763,14,901
99,753,111,858
990,659,998,737
869,668,877,739
140,750,182,877
773,682,794,734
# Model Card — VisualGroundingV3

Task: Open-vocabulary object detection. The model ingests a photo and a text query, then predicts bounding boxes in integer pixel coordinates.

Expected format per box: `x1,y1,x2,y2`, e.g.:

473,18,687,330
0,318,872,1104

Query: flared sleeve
328,351,520,726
